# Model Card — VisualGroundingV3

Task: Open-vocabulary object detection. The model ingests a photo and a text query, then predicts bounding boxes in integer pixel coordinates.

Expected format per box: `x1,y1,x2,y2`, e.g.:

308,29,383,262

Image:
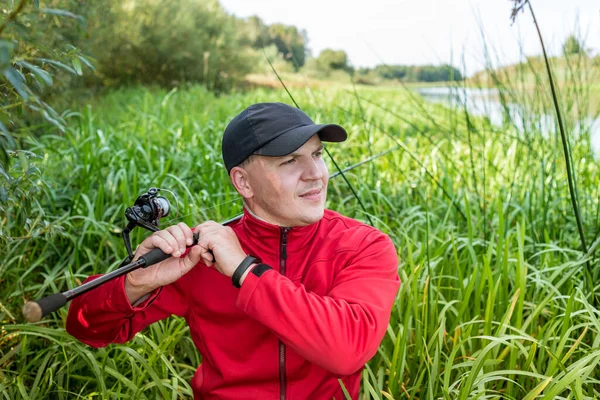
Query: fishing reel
121,188,171,265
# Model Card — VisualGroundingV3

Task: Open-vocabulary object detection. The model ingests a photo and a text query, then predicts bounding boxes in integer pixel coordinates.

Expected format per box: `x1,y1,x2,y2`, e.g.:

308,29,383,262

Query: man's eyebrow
287,144,324,158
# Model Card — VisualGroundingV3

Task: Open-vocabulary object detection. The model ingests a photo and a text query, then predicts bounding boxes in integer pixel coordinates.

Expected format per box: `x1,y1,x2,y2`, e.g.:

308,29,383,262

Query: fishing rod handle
22,258,146,323
22,216,243,323
22,293,68,324
21,240,188,323
22,237,195,323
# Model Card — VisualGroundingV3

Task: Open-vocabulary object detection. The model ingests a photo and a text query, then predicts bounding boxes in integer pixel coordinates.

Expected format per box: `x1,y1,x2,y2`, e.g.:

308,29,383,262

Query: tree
236,16,269,49
371,64,462,82
563,35,585,56
88,0,254,91
234,17,308,71
373,65,408,80
267,23,308,70
316,49,350,72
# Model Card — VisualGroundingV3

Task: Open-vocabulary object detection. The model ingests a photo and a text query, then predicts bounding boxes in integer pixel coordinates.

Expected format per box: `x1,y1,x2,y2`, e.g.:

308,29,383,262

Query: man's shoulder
319,210,396,263
321,209,389,242
322,209,362,227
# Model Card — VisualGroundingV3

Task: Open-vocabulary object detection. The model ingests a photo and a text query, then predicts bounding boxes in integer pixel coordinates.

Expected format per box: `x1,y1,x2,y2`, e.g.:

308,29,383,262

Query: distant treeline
357,65,463,83
3,0,315,94
3,0,462,100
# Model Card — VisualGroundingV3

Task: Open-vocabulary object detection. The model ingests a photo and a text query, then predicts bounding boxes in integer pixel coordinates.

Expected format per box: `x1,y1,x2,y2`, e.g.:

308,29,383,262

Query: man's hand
194,221,249,279
125,222,203,304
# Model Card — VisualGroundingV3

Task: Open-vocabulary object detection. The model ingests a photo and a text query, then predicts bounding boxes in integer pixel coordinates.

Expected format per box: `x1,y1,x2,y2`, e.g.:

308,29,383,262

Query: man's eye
314,151,323,158
281,158,295,165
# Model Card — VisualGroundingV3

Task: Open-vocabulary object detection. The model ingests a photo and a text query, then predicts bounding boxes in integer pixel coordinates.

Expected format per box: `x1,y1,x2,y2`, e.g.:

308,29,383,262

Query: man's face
242,134,329,227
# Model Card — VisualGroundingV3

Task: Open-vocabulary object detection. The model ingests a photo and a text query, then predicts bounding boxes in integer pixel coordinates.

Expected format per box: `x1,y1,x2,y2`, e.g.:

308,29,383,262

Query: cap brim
254,124,347,157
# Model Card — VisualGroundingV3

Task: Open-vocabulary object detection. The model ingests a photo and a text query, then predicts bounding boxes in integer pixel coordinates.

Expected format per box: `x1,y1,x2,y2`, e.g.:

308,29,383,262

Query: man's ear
230,166,253,199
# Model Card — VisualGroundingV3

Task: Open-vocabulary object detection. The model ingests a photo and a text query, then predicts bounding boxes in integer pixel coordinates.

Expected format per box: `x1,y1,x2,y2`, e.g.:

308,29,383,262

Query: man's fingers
195,232,216,264
193,221,221,240
180,245,204,273
150,231,180,256
177,222,194,246
201,248,214,266
179,245,217,276
165,224,191,255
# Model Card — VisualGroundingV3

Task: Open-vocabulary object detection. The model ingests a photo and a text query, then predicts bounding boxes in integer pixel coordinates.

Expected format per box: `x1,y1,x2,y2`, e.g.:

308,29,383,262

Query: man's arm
66,222,203,347
236,230,400,376
66,274,190,348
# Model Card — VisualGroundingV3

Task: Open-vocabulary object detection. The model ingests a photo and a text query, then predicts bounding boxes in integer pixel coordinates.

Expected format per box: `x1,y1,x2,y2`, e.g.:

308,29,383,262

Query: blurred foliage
2,0,465,119
86,0,253,91
301,48,353,81
2,0,314,104
316,49,351,72
563,34,586,56
0,0,91,168
83,3,309,88
357,64,463,84
0,0,91,251
235,15,308,71
266,23,307,70
0,0,469,176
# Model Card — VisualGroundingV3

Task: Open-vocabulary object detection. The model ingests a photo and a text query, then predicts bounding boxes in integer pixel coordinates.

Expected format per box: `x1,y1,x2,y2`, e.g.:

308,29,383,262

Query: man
67,102,400,399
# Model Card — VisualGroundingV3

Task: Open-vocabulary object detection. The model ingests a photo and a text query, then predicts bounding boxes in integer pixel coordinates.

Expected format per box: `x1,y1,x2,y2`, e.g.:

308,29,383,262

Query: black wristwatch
232,255,261,288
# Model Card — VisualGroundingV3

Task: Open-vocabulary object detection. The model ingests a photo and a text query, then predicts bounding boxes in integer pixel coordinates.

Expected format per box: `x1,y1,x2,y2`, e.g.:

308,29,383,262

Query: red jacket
66,208,400,399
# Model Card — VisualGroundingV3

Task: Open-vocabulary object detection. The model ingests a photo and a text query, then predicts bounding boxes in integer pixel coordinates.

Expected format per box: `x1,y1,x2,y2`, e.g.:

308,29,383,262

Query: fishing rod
22,146,400,323
23,188,203,322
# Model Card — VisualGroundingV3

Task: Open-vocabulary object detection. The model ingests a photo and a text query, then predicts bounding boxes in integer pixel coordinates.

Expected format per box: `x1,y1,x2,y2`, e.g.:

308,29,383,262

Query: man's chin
299,208,324,226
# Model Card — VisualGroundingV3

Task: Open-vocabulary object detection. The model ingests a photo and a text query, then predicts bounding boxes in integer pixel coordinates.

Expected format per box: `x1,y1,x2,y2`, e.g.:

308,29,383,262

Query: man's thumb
181,245,203,272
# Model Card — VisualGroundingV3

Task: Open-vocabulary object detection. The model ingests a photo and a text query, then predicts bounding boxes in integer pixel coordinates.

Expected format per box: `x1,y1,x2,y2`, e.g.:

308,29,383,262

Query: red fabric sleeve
65,273,189,348
236,231,400,376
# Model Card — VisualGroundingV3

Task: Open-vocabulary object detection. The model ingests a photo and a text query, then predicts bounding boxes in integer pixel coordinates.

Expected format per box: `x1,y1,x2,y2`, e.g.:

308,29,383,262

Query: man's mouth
299,188,322,198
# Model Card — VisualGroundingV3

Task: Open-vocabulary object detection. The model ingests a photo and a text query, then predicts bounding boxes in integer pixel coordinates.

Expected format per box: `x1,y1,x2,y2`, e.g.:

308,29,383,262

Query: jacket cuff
236,265,273,311
106,274,162,315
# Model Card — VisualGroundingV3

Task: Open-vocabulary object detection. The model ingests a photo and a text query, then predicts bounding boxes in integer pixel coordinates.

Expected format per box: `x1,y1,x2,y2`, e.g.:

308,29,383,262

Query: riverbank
416,86,600,153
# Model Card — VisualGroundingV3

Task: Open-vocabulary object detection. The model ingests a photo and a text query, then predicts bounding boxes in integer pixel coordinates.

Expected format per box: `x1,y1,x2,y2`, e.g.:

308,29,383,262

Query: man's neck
243,200,269,224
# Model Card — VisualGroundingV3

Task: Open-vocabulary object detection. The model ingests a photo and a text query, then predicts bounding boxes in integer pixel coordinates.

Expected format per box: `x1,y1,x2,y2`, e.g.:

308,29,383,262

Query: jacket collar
240,204,321,257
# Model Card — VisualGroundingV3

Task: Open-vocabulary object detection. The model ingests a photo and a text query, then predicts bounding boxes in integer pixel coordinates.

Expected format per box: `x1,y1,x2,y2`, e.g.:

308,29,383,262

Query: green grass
2,77,600,399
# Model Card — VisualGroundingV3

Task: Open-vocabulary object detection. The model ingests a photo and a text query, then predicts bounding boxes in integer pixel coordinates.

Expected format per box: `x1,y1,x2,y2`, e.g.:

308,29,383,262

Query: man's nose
302,158,324,180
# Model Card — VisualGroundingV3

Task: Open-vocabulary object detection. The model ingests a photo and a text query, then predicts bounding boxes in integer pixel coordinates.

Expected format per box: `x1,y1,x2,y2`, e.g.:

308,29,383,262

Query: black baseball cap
222,102,347,172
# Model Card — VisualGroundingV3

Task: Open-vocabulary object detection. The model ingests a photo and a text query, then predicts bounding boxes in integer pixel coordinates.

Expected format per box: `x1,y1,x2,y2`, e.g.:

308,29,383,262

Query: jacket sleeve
65,273,189,348
236,230,400,376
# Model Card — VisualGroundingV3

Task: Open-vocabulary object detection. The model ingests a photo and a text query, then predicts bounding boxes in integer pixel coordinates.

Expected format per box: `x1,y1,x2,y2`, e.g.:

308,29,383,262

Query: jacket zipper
279,227,290,400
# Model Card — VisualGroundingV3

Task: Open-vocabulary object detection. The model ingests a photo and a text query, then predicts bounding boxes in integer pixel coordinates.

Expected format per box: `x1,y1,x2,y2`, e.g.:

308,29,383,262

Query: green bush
87,0,255,91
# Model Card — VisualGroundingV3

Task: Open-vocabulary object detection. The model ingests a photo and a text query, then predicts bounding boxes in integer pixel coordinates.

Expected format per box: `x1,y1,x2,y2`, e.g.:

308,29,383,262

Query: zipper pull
281,227,290,260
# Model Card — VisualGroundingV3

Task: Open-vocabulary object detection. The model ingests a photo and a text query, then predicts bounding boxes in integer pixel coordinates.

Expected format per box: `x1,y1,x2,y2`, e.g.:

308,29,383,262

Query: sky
219,0,600,76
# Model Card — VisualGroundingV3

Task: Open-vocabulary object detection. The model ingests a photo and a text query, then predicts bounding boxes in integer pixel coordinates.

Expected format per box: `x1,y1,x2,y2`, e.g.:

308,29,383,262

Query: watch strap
232,255,261,288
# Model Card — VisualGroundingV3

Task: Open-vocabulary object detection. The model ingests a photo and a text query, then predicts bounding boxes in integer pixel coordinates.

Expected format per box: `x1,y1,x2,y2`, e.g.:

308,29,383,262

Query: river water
416,87,600,154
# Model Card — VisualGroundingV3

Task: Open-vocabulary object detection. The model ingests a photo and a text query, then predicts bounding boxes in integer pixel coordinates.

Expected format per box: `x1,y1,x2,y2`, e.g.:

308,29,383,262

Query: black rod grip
22,259,145,322
22,293,67,323
139,247,171,267
139,231,204,267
